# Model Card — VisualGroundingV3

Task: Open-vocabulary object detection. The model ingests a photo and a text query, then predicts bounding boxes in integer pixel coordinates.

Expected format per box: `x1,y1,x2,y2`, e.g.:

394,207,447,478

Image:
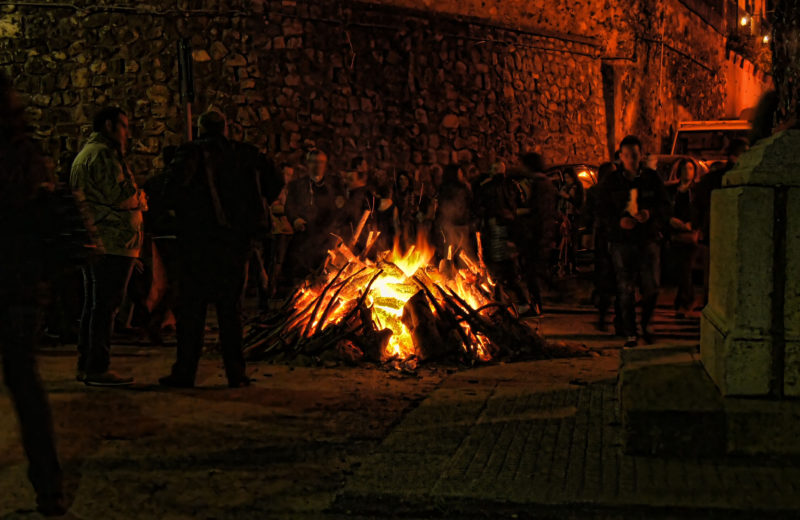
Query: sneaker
83,371,134,387
624,336,638,348
158,374,195,388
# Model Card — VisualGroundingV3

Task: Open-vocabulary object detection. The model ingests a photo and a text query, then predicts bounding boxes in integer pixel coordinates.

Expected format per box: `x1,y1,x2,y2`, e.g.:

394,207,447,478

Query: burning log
401,290,446,361
242,230,561,369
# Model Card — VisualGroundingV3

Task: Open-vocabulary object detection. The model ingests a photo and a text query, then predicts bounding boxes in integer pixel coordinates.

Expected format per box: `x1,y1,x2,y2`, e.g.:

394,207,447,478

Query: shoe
228,377,252,388
520,303,543,318
624,336,638,348
158,374,195,388
83,371,134,387
36,493,67,517
75,370,86,382
641,329,656,345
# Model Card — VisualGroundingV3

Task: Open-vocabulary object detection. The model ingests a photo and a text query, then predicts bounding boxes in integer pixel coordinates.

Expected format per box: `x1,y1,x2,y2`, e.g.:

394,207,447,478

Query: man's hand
620,216,637,230
293,218,307,232
670,217,691,231
137,189,149,211
634,209,650,223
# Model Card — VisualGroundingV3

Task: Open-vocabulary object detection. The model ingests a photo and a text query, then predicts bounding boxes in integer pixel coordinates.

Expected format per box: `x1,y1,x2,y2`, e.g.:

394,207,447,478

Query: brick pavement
337,343,800,517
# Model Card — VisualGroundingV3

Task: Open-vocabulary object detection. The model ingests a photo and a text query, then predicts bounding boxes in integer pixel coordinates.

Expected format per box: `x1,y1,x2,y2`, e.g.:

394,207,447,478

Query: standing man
71,106,147,386
0,72,66,516
159,109,269,388
474,161,532,312
284,149,345,280
514,153,558,316
597,135,670,347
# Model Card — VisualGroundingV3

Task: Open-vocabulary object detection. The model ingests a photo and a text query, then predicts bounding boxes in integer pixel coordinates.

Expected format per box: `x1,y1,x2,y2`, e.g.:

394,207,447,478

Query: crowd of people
1,68,749,514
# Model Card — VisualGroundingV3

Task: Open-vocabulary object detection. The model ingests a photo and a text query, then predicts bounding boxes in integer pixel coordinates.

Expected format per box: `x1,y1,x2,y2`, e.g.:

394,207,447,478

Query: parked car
670,119,751,169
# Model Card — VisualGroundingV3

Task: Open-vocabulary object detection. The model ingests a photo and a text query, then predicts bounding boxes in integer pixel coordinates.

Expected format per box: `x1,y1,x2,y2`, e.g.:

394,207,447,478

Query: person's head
520,152,544,174
619,135,643,173
198,108,227,138
442,164,464,185
350,156,368,174
676,159,697,186
726,138,749,163
93,106,129,152
490,161,507,176
279,162,294,184
0,72,25,141
306,149,328,182
397,170,412,192
429,164,444,187
466,164,480,180
347,168,368,190
597,162,615,183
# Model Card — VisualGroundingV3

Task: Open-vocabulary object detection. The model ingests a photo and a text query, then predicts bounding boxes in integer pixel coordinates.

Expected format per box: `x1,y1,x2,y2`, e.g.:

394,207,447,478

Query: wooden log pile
242,262,560,370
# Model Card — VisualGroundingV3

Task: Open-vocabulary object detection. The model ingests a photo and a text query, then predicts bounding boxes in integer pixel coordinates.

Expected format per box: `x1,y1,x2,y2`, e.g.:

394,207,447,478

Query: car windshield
673,129,750,160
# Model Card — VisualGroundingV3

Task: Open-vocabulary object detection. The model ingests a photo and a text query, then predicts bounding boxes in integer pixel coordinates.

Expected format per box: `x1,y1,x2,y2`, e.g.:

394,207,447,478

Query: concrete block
786,188,800,396
724,337,772,395
707,186,774,331
702,186,775,396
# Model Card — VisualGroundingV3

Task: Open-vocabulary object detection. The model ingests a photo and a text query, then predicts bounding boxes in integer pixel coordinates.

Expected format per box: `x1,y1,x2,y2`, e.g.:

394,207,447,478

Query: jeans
672,243,697,311
610,241,661,338
78,255,135,374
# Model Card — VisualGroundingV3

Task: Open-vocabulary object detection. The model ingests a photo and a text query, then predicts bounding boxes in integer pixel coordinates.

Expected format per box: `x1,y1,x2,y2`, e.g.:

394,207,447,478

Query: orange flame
290,231,496,365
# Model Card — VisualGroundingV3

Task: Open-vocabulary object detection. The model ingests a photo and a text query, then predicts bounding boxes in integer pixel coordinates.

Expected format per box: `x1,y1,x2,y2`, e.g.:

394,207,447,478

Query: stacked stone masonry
0,0,749,178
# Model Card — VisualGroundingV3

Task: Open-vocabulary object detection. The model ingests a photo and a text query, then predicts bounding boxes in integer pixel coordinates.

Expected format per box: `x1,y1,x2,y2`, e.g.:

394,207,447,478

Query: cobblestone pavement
336,345,800,518
5,291,789,519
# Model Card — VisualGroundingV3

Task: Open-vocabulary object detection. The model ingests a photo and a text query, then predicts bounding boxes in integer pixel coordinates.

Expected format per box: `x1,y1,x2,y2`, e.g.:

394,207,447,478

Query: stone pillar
701,129,800,397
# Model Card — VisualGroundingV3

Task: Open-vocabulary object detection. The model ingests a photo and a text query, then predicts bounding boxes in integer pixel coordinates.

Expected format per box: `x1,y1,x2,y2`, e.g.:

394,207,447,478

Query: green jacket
70,132,144,257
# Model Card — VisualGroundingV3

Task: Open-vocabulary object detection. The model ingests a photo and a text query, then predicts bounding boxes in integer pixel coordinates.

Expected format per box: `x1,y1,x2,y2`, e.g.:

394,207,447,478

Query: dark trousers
610,241,661,338
171,242,248,384
78,255,135,374
673,243,697,311
1,298,62,505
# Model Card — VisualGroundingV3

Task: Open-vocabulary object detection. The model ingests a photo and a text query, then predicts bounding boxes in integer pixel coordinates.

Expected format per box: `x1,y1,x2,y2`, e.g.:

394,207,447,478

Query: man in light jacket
70,106,147,386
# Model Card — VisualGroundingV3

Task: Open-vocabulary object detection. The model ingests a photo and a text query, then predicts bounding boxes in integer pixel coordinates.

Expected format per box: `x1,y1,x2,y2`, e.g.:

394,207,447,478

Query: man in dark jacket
159,109,270,388
0,73,65,516
475,161,532,311
597,135,670,346
514,153,558,316
284,149,345,280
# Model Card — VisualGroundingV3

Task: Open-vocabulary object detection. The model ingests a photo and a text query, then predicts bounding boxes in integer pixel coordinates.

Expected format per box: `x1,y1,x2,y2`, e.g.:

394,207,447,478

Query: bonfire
244,217,549,370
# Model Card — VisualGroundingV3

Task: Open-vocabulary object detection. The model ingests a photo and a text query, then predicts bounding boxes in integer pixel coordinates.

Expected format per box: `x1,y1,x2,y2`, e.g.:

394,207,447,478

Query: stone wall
0,0,764,179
